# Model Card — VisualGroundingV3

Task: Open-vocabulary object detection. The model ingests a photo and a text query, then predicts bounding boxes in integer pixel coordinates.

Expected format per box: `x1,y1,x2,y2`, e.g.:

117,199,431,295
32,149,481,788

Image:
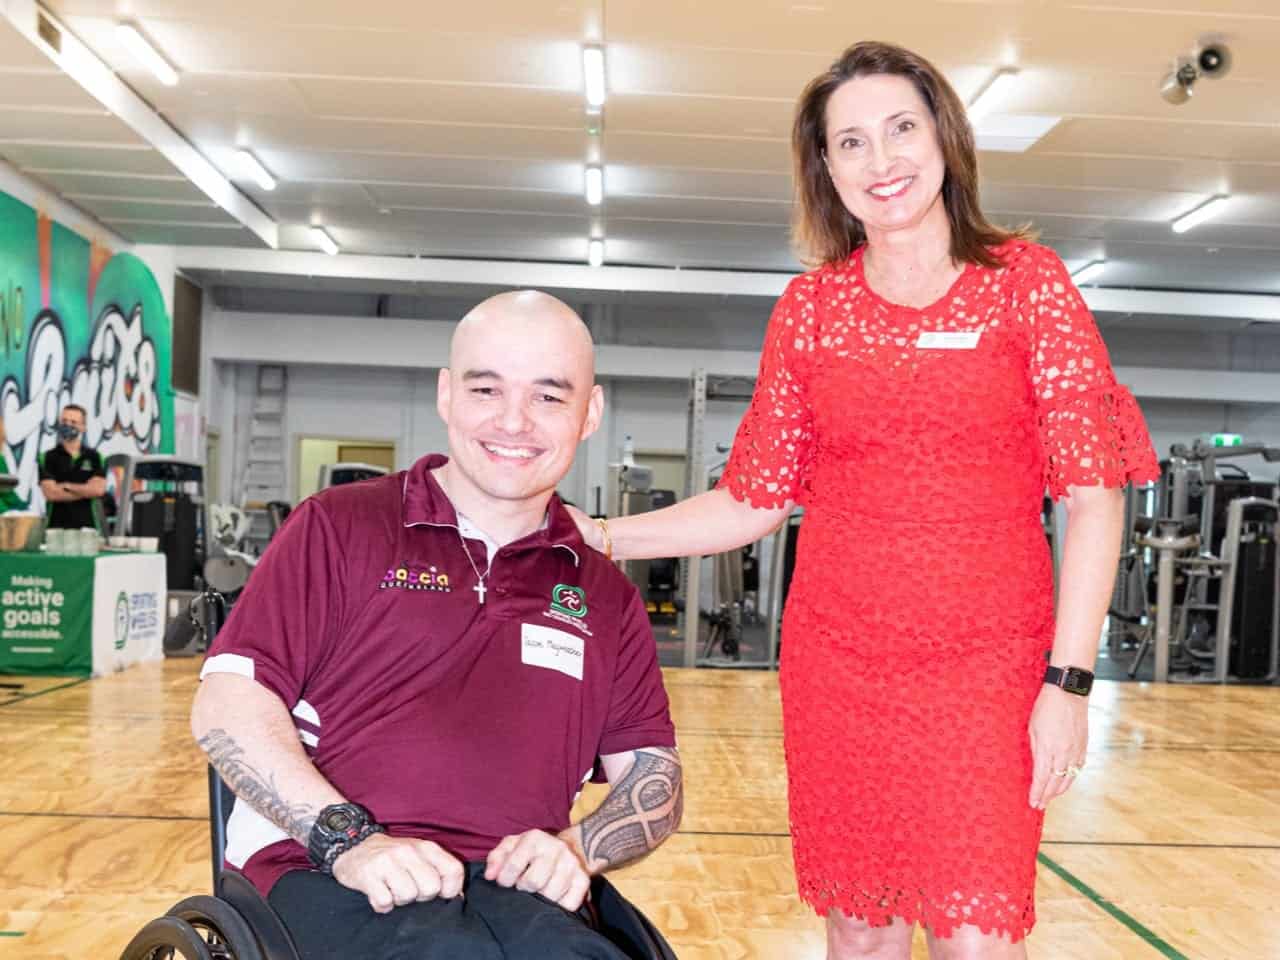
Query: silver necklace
436,471,493,604
455,529,492,604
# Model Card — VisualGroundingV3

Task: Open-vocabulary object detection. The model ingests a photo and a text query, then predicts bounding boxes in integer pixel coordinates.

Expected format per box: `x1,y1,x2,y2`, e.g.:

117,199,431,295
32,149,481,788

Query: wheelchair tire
118,916,215,960
167,895,265,960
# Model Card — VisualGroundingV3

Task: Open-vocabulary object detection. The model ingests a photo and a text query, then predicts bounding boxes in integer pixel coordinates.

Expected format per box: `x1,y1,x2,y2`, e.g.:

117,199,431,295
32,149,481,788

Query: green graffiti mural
0,191,173,510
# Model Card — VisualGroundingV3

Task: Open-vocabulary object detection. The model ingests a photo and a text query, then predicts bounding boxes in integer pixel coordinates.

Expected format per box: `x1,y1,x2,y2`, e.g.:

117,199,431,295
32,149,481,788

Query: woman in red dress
577,42,1159,958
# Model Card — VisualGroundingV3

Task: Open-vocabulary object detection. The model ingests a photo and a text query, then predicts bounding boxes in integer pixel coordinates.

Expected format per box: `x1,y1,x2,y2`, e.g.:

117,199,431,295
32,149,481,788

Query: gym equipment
644,490,680,615
677,371,783,669
120,457,207,592
1222,497,1278,679
1132,518,1199,682
611,457,656,601
204,502,259,596
607,445,682,617
1132,439,1280,683
162,586,228,660
1107,482,1157,665
102,453,132,537
764,510,803,666
317,462,388,489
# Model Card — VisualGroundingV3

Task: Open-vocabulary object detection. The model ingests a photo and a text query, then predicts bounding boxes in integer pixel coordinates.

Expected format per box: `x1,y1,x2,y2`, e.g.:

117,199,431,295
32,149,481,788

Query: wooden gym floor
0,662,1277,959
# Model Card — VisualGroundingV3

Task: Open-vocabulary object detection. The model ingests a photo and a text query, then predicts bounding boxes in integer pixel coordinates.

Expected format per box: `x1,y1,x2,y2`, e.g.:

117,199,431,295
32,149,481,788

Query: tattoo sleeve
577,747,683,872
196,728,318,845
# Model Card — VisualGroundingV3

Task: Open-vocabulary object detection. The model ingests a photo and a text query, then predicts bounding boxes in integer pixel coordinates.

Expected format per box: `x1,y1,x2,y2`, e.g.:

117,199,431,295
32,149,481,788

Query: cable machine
678,370,783,669
1132,438,1280,683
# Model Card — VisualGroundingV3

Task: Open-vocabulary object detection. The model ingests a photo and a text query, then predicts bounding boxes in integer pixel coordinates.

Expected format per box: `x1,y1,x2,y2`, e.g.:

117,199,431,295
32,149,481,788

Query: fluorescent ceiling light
1071,260,1107,286
972,113,1061,153
115,23,179,86
585,166,603,206
1172,195,1230,234
311,226,339,256
236,149,276,191
583,46,606,111
588,238,605,268
967,68,1018,122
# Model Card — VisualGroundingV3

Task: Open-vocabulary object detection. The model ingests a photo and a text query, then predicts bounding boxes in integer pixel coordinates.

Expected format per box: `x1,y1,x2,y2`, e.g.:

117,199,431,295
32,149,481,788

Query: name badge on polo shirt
521,624,584,681
916,330,981,350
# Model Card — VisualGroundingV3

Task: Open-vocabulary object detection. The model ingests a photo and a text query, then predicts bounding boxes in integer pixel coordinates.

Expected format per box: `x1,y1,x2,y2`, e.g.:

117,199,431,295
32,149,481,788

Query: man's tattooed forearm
580,747,683,870
197,728,317,845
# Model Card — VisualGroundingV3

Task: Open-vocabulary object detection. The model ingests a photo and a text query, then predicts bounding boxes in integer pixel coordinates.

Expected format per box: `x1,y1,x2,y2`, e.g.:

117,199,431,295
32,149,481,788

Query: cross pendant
473,580,487,604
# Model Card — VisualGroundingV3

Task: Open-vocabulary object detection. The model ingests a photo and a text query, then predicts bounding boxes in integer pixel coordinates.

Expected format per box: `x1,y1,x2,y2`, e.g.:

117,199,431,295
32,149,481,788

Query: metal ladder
241,364,287,554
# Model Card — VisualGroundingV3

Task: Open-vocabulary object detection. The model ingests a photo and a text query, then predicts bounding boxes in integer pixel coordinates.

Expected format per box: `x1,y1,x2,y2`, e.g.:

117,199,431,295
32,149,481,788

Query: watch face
323,809,356,832
1062,669,1093,694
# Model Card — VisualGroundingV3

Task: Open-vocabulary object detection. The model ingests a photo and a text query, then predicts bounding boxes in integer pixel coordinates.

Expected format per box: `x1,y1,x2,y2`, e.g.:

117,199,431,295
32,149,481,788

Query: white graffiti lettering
1,305,162,513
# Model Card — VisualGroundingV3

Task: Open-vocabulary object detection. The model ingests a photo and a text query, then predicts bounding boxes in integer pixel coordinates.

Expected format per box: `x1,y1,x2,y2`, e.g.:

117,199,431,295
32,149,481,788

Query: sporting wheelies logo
550,584,587,618
114,591,129,650
543,583,592,636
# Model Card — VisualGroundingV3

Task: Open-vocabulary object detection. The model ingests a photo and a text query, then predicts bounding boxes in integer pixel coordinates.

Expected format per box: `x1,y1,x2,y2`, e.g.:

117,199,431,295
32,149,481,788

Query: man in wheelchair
191,292,683,960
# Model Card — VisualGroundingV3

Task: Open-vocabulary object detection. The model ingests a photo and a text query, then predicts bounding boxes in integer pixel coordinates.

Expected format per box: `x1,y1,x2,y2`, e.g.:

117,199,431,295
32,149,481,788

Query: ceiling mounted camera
1160,60,1198,105
1160,37,1232,105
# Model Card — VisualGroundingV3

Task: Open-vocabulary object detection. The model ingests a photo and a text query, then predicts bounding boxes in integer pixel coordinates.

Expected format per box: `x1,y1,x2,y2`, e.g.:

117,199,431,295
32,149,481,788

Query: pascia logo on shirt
380,563,452,592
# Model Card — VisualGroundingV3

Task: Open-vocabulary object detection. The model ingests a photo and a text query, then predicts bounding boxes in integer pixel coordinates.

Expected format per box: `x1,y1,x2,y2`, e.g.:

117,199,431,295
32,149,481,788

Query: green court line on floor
0,677,90,708
1037,853,1190,960
0,931,25,937
1044,839,1280,851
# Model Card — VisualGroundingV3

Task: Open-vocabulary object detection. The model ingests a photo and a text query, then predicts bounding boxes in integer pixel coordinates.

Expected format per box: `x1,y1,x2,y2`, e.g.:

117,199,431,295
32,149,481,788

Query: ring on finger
1066,763,1083,777
1052,767,1069,777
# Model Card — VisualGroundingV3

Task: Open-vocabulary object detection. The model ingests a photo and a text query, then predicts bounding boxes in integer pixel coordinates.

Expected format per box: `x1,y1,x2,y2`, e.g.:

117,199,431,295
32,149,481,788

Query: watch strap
1044,664,1094,696
307,803,384,873
319,822,384,874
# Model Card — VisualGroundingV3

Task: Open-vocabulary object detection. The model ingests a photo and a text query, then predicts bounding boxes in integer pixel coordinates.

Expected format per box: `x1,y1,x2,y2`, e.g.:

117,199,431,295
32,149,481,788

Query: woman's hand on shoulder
564,503,605,554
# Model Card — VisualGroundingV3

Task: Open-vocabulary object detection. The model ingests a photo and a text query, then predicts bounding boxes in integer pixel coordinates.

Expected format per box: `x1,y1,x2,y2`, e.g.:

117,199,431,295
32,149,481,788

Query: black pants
269,863,631,960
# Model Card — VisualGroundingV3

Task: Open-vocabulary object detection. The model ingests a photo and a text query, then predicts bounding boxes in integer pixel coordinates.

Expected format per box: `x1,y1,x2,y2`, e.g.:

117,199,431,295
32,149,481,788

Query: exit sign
1212,433,1243,447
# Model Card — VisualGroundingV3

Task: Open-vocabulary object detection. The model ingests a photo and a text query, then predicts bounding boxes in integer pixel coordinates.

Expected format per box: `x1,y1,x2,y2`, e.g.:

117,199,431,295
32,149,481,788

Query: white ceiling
2,0,1279,292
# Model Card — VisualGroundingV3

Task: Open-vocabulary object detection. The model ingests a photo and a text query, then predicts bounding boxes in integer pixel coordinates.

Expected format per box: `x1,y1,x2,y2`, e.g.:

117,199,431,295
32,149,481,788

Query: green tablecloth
0,551,167,676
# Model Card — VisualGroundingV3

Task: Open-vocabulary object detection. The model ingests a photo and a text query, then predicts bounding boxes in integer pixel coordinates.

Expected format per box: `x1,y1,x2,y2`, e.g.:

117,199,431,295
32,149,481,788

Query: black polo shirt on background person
39,445,105,530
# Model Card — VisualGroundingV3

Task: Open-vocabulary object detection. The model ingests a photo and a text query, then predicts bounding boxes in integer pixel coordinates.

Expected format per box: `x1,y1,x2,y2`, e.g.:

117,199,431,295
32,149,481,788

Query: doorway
295,436,397,502
636,450,687,499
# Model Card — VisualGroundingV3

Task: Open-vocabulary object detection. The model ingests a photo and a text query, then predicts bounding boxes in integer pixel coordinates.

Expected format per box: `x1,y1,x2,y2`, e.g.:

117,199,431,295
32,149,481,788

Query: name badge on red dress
916,331,981,350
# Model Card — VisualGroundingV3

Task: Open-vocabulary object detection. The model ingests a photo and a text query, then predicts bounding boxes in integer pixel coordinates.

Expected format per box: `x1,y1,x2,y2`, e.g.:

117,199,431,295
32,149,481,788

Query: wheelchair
119,600,678,959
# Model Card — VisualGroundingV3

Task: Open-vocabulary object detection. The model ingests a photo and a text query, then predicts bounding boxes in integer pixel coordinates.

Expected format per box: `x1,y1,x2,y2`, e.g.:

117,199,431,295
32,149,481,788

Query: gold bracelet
595,517,613,562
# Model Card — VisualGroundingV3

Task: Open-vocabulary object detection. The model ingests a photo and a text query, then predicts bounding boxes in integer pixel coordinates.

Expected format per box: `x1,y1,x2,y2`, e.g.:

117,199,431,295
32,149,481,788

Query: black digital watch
1044,665,1094,697
306,802,384,874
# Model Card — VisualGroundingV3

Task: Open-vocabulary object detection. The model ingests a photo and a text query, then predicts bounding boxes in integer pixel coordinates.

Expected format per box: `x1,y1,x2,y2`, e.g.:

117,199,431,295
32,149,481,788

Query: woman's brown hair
792,41,1027,268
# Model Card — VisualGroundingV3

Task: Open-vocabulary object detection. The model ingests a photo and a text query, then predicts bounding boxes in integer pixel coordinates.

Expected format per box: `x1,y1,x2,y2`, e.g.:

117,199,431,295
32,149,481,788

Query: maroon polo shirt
201,454,675,896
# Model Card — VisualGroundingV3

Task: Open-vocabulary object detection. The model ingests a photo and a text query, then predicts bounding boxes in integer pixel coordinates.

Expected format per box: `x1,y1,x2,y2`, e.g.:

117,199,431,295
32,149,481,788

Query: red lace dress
719,240,1159,940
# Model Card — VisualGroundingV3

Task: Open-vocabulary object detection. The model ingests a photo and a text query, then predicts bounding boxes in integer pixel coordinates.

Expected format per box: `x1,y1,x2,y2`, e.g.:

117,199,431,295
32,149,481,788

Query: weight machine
1130,439,1280,683
677,370,781,669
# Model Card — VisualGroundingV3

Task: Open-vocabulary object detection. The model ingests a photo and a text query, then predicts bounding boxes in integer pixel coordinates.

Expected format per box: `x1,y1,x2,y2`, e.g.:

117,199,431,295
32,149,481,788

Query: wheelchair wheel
166,896,265,960
119,916,214,960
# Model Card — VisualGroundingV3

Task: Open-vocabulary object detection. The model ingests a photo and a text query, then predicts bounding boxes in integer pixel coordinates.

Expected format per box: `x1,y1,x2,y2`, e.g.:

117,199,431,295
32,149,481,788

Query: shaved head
451,290,594,377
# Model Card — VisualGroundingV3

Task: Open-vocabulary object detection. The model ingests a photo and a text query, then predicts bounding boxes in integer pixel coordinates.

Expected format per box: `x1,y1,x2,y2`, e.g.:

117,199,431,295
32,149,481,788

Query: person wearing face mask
39,404,107,531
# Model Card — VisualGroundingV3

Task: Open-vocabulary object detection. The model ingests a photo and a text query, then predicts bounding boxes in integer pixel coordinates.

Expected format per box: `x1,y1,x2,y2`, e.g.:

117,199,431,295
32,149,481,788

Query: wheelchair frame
118,592,678,960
